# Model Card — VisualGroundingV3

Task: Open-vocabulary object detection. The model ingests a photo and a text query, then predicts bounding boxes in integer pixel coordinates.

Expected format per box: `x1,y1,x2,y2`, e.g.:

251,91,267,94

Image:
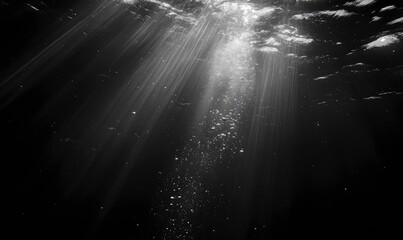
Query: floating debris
344,0,376,7
364,34,400,49
388,17,403,25
380,5,396,12
292,10,355,20
364,96,382,100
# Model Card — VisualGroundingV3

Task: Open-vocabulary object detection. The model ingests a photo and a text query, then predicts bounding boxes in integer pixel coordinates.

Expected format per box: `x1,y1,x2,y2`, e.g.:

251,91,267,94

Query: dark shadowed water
1,0,402,239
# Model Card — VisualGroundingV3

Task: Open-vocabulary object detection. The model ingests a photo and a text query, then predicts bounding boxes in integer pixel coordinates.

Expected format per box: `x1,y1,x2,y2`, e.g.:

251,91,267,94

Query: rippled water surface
1,0,402,239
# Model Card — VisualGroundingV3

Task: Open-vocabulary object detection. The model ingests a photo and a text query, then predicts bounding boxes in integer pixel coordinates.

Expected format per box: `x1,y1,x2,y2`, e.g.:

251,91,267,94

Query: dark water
1,0,402,239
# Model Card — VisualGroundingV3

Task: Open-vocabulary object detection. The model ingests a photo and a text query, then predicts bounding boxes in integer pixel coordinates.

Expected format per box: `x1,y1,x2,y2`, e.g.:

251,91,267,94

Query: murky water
1,0,402,239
